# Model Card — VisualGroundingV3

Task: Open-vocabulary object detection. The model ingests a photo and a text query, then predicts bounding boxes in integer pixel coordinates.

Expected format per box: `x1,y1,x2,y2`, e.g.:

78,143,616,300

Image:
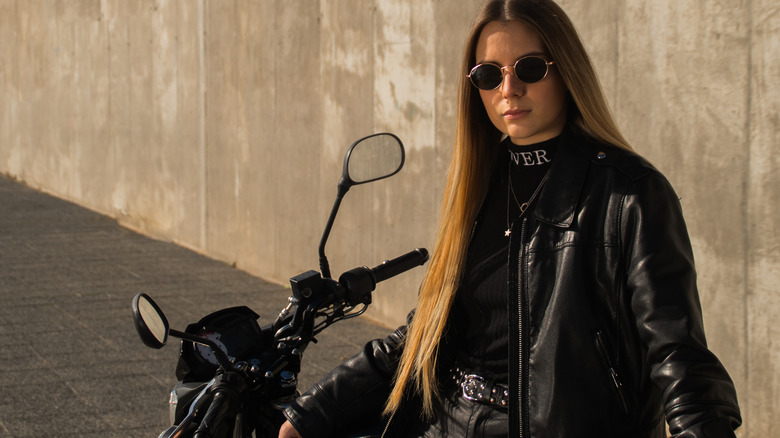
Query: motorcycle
132,133,428,438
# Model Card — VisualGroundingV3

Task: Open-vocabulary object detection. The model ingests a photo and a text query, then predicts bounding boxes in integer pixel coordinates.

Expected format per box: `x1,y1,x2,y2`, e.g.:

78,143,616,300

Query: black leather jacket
284,132,741,437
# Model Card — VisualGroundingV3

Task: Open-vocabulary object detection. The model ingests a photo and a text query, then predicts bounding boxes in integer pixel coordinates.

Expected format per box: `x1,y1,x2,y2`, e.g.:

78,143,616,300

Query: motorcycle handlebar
370,248,429,283
338,248,429,307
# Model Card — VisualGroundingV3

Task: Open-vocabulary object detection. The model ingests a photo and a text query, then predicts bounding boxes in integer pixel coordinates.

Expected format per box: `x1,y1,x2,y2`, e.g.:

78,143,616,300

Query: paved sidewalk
0,175,389,437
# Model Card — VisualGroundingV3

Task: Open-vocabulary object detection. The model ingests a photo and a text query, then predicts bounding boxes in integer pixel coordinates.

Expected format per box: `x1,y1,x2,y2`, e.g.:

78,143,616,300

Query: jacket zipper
595,329,629,415
517,220,528,438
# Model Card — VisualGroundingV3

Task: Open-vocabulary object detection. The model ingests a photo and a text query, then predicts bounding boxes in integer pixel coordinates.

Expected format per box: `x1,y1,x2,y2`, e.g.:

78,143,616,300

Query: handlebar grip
370,248,429,283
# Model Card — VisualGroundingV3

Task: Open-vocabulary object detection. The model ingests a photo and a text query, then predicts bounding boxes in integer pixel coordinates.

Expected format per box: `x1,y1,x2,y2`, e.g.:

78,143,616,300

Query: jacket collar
532,130,591,228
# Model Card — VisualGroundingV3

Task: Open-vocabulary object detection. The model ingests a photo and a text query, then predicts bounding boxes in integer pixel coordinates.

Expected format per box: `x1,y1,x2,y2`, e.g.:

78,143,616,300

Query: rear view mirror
341,133,404,188
132,293,170,349
319,133,406,279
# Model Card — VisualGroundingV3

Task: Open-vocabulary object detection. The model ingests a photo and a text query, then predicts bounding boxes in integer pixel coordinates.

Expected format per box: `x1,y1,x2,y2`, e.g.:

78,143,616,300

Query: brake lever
193,372,247,438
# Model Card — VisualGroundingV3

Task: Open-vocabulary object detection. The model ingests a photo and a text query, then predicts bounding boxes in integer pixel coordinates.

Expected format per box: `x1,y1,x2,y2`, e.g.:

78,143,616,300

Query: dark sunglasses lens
470,64,502,90
514,57,548,83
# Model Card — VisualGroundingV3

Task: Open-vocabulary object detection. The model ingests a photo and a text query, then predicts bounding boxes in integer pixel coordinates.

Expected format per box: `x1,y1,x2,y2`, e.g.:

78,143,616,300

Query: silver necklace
505,162,551,237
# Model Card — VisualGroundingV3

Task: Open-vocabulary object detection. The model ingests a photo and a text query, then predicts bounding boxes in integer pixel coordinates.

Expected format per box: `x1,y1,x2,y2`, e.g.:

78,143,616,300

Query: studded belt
451,368,509,408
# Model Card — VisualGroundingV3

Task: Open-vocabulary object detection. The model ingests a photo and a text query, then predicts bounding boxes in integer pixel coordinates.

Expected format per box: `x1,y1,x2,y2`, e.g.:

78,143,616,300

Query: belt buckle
460,374,487,402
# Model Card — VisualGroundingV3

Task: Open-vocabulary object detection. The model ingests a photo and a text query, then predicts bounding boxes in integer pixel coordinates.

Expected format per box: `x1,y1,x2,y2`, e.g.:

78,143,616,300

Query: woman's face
474,20,568,145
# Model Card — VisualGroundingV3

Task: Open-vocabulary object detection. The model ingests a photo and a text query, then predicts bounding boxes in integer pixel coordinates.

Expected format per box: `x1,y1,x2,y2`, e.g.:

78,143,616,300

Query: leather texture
284,130,741,438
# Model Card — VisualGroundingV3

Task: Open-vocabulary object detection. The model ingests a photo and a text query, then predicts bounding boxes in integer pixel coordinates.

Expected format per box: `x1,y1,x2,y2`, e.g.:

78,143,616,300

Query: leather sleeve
621,174,741,437
282,321,408,438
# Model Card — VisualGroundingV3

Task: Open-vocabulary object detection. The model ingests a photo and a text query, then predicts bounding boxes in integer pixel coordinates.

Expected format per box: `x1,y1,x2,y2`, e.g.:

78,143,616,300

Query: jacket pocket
594,329,630,416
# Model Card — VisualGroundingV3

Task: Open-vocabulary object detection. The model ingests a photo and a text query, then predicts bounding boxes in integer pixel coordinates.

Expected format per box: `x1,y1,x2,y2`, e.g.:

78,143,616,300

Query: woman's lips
503,108,530,120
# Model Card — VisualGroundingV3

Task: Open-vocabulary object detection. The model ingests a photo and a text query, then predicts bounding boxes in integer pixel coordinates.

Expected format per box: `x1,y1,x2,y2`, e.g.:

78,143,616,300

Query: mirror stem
319,183,349,279
169,328,234,370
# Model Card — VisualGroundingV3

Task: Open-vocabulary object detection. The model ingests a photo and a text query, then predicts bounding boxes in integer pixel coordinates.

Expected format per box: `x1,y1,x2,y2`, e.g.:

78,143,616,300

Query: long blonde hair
385,0,631,417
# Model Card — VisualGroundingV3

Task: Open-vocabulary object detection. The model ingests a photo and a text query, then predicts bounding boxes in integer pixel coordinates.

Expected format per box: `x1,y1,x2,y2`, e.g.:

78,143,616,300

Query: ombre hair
385,0,631,417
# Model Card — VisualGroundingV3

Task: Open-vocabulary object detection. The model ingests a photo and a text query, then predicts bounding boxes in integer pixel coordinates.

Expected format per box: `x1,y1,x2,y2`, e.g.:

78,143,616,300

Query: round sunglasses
468,55,555,90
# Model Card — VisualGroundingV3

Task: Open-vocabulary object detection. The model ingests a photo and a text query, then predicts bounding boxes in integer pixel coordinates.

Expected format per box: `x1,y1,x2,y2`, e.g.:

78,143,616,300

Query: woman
281,0,741,436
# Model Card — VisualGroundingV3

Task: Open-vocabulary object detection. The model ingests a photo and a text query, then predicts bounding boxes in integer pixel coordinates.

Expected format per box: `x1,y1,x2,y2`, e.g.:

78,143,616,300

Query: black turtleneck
446,135,558,382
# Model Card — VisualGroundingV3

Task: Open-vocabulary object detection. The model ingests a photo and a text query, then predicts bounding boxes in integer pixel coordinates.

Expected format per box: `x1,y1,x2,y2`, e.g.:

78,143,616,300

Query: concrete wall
0,0,777,434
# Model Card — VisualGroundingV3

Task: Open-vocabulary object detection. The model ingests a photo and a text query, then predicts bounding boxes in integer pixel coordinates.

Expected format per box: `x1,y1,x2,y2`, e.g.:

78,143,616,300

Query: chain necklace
505,162,551,237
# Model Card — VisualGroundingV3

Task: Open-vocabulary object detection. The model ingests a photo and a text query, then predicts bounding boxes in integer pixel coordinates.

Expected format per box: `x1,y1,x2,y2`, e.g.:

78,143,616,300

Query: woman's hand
279,420,303,438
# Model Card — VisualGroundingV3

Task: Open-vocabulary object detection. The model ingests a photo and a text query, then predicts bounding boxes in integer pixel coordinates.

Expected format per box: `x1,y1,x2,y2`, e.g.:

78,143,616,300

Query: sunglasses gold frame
467,56,555,90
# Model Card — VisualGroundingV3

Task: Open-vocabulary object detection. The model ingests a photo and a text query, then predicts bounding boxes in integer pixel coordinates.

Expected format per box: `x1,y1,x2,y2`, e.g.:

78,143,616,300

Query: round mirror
343,133,404,186
132,293,170,349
